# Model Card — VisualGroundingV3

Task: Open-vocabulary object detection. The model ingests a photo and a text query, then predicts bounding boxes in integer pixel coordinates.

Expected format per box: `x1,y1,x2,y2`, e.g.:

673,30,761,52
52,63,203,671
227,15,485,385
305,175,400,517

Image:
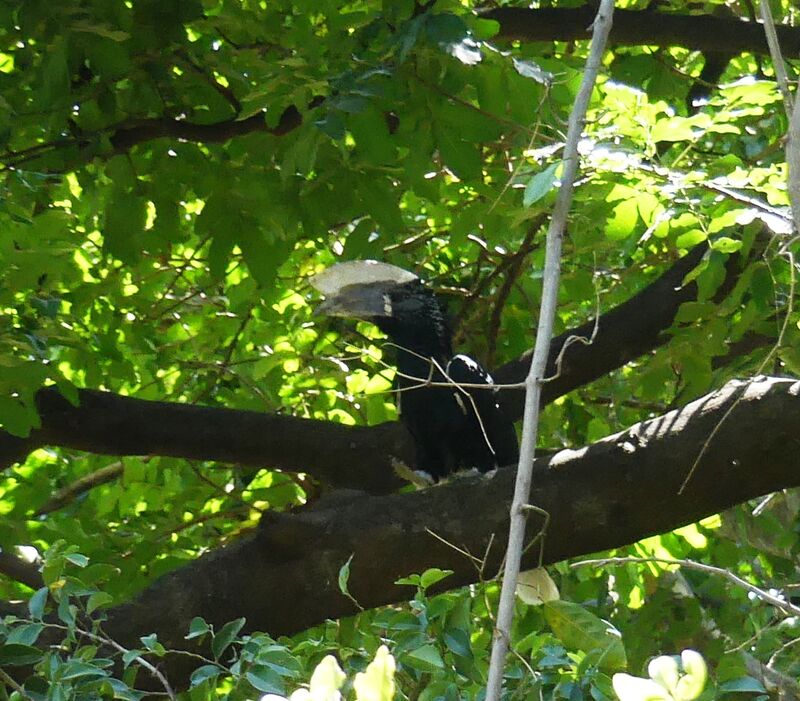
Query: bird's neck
376,308,453,385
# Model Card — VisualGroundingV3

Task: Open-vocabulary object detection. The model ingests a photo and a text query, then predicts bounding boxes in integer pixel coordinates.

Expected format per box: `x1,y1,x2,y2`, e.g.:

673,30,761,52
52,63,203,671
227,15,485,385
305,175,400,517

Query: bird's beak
314,282,390,318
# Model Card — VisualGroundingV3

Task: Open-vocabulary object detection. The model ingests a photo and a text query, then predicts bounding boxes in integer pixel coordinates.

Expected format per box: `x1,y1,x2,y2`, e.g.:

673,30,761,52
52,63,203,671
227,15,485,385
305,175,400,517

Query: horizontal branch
0,389,413,495
493,242,712,416
99,376,800,690
488,6,797,56
0,243,740,495
108,105,303,152
0,551,41,591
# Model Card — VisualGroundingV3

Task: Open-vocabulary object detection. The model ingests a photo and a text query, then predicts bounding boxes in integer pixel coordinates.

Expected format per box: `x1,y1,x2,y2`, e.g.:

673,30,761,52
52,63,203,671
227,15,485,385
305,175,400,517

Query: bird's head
310,260,422,321
310,260,451,355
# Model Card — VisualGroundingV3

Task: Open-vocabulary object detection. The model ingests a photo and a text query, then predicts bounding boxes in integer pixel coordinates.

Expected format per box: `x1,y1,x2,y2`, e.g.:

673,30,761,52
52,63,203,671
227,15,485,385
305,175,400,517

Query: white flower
354,646,396,701
613,650,707,701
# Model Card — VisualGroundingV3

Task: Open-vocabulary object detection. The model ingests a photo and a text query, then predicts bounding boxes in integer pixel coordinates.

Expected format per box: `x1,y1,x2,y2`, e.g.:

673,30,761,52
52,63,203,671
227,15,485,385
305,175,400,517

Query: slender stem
483,4,616,699
758,0,800,232
758,0,793,116
571,556,800,617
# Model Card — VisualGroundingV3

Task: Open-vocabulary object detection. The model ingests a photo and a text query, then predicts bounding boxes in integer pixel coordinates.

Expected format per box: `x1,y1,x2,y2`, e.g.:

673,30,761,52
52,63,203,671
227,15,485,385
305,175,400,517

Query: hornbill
311,260,519,480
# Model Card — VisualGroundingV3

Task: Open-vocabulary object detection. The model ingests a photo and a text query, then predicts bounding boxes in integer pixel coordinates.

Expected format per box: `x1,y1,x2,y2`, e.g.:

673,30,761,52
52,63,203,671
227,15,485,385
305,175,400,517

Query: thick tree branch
0,244,743,495
488,6,798,56
98,376,800,690
493,242,712,417
0,389,413,495
1,107,307,172
108,105,303,152
0,551,41,590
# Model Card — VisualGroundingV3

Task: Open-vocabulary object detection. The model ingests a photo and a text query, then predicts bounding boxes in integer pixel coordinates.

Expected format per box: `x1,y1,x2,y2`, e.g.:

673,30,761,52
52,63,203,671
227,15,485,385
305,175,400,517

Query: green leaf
718,677,767,694
357,178,404,235
0,396,40,437
544,600,627,672
434,124,482,180
470,18,500,39
0,643,44,666
60,661,109,680
122,649,143,668
58,594,76,628
30,296,61,318
674,302,715,323
84,37,131,79
419,568,453,590
87,591,113,614
524,163,559,207
316,111,346,140
139,633,165,656
341,219,381,260
349,108,394,165
443,628,472,658
676,229,707,249
246,665,285,694
65,553,89,568
28,586,48,619
55,378,80,407
404,644,445,672
38,38,69,108
439,101,501,142
104,190,146,264
424,13,468,46
604,199,639,240
711,236,742,253
190,664,221,688
258,646,303,677
239,229,289,289
338,553,354,597
101,678,143,701
212,617,246,660
6,623,43,646
652,114,711,143
185,616,210,640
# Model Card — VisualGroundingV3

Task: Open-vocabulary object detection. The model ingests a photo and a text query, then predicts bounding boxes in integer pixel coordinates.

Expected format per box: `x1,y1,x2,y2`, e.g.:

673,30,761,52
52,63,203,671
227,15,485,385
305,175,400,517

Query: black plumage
311,261,518,480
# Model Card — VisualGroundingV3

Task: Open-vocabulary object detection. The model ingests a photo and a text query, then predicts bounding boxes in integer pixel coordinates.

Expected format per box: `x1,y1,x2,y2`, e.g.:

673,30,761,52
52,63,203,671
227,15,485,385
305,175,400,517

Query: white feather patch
310,260,418,295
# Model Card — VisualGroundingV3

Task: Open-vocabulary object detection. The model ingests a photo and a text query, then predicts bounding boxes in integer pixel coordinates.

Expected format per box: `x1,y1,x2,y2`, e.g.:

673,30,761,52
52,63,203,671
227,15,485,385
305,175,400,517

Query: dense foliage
0,0,798,699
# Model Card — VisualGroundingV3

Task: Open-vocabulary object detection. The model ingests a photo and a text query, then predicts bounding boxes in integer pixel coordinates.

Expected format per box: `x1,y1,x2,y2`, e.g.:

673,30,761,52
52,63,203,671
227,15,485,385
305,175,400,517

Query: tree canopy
0,1,799,700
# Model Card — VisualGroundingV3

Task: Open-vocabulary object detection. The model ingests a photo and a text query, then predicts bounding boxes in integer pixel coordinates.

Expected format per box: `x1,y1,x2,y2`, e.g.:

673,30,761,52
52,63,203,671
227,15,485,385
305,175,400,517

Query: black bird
311,260,518,480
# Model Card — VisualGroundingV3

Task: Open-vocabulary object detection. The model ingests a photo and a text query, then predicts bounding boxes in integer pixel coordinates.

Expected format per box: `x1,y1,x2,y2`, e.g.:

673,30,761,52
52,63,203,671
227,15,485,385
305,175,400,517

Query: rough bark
487,6,798,56
0,244,718,494
98,376,800,689
493,242,711,417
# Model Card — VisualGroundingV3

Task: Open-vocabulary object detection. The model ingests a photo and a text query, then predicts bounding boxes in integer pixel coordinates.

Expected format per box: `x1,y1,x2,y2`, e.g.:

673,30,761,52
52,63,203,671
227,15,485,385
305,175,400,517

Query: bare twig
0,667,34,701
35,459,130,516
758,0,793,116
548,284,601,382
571,556,800,617
29,620,177,700
759,0,800,236
679,249,796,493
484,4,616,699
